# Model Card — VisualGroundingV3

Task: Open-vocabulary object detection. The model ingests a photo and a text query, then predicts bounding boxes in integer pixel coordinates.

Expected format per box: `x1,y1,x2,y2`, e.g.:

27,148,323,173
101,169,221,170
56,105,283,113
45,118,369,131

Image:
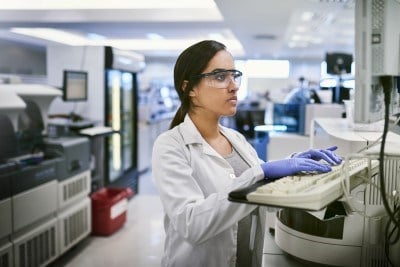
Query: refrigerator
104,69,138,192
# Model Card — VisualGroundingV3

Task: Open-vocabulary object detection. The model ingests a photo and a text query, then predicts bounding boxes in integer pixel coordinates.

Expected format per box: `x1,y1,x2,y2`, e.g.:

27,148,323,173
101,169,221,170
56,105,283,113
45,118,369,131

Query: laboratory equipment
0,83,92,266
354,0,400,124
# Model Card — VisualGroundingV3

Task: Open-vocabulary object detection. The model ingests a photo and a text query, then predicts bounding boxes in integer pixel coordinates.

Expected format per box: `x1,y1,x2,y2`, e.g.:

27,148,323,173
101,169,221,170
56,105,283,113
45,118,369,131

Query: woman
152,40,341,267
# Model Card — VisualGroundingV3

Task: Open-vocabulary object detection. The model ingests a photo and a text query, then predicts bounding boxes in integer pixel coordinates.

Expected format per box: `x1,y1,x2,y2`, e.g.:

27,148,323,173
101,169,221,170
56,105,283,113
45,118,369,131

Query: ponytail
169,105,186,129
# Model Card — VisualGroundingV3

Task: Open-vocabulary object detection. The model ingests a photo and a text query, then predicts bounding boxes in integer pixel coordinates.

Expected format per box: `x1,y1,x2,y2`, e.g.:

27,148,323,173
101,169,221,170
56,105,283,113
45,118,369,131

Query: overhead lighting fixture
244,60,290,78
146,33,164,40
0,0,218,10
291,35,304,41
87,33,106,40
10,28,89,46
288,42,309,48
301,11,314,21
110,38,244,53
208,33,224,40
295,26,308,33
10,27,244,56
309,37,323,44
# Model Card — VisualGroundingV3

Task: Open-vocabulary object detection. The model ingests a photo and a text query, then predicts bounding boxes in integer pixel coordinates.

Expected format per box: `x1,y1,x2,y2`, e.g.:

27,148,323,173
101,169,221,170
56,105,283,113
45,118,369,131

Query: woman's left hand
292,146,342,165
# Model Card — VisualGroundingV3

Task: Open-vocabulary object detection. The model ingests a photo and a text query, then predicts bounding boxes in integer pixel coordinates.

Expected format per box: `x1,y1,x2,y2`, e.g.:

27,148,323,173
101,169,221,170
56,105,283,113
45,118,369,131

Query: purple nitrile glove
261,158,332,180
292,146,342,165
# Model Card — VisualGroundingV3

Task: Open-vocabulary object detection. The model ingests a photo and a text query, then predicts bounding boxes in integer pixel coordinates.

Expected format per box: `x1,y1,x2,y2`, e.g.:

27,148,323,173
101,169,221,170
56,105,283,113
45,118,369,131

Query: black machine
324,52,353,104
325,52,353,75
234,108,265,139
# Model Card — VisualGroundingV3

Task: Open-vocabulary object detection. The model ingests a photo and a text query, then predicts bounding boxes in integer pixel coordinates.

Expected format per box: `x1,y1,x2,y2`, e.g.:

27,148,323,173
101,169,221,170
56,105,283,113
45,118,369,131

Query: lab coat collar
177,114,257,167
178,115,232,158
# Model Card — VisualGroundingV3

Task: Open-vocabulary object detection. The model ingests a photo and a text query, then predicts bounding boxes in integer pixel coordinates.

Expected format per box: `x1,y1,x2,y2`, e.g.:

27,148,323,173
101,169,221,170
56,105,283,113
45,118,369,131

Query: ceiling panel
0,0,356,60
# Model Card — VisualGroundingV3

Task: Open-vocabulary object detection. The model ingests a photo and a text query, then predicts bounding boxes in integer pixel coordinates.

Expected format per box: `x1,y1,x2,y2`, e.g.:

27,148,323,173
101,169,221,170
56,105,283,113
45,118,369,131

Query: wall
0,40,46,75
46,45,105,124
138,58,174,91
246,58,323,103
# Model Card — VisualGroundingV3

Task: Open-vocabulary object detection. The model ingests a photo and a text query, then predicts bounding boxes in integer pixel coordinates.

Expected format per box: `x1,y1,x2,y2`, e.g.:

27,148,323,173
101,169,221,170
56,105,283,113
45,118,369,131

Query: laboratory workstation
0,0,399,267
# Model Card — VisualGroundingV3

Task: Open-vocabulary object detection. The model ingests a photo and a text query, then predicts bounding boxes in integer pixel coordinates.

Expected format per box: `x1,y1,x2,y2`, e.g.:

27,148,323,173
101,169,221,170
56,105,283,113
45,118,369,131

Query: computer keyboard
229,159,379,211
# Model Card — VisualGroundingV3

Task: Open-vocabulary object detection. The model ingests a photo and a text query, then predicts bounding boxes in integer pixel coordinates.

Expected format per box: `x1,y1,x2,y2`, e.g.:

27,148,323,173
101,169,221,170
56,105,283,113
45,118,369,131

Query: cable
339,154,388,219
379,76,400,267
379,76,399,226
337,76,400,266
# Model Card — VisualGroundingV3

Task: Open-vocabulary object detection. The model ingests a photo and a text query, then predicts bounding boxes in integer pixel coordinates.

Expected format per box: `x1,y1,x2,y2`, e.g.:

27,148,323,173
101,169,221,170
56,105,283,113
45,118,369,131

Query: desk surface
314,118,400,156
313,118,370,142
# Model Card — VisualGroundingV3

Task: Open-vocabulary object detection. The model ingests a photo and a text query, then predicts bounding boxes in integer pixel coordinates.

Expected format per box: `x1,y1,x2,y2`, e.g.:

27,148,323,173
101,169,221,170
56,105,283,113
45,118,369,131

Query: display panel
325,53,353,75
62,70,88,102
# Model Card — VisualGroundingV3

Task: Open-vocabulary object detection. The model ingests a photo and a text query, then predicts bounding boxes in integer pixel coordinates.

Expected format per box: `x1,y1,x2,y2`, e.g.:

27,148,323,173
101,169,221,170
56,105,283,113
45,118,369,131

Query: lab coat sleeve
152,132,265,245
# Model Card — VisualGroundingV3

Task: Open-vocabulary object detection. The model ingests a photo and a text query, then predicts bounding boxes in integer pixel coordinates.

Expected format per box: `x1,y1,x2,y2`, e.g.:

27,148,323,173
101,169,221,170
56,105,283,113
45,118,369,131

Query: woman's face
189,50,240,118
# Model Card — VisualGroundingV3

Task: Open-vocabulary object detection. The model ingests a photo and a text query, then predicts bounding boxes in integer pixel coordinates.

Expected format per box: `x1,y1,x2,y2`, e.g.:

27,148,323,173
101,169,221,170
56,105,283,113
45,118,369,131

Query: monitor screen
325,53,353,75
62,70,88,102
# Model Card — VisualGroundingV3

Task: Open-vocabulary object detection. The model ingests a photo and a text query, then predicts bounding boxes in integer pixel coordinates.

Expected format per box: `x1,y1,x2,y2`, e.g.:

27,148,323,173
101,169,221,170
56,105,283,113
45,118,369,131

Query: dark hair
169,40,226,129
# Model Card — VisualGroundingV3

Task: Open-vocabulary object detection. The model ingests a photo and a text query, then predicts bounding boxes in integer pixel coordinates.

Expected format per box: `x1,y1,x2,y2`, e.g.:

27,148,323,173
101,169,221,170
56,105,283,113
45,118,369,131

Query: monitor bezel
62,70,88,102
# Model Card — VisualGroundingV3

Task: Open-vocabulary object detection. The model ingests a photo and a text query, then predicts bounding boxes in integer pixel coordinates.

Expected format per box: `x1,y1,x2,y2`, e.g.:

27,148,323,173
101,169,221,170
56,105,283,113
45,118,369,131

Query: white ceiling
0,0,355,60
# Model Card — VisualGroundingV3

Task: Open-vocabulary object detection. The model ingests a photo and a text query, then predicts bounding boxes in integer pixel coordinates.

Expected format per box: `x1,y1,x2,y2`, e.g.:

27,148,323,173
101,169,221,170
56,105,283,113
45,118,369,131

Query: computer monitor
325,53,353,75
62,70,88,102
354,0,400,124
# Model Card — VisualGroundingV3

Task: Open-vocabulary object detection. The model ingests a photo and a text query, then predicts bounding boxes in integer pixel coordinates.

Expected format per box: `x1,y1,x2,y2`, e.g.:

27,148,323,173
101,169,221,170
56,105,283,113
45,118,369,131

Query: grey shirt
224,147,264,267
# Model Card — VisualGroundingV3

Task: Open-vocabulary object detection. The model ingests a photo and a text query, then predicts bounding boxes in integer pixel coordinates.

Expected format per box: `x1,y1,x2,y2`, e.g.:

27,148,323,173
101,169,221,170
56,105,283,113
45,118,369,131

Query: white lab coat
152,115,265,267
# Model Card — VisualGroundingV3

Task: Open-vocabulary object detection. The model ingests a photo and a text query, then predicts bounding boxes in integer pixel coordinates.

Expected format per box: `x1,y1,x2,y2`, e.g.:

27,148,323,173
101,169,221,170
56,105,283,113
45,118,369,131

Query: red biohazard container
90,187,134,236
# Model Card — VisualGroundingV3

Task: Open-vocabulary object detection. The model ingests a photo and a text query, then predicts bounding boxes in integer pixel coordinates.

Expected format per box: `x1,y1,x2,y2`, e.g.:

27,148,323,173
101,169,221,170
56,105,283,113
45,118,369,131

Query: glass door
105,69,137,184
121,71,134,171
105,69,123,182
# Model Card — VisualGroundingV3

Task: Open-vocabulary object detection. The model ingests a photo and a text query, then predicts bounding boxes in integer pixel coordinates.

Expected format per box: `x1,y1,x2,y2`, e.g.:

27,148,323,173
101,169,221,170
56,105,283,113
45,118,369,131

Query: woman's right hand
261,158,332,180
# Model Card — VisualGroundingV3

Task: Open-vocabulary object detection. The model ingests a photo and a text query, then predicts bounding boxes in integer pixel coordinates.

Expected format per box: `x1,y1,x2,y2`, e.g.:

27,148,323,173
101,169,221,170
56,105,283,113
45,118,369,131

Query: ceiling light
244,60,290,78
295,26,308,33
9,27,244,57
301,12,314,21
10,28,89,45
309,37,323,44
87,33,106,40
288,42,309,48
146,33,164,40
208,33,224,40
0,0,218,10
109,38,244,53
291,35,303,41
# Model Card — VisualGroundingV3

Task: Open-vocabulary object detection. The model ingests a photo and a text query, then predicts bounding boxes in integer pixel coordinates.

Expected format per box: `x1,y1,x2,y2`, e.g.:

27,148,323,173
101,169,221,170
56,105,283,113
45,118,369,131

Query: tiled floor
51,170,165,267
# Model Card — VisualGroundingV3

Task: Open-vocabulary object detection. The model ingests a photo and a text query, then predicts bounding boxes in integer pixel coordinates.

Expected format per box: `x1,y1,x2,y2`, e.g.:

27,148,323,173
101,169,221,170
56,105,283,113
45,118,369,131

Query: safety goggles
194,69,242,89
